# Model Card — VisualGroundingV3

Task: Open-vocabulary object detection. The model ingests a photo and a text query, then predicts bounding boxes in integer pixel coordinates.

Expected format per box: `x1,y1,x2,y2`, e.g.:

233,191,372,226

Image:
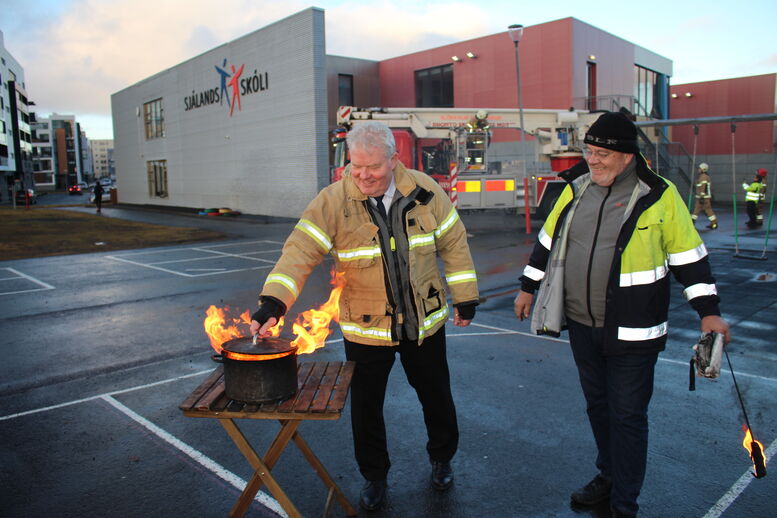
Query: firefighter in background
691,163,717,229
466,110,490,131
742,168,767,228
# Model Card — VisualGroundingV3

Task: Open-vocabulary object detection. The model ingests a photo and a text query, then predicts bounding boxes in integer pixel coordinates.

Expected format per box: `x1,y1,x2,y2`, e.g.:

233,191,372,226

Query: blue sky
3,0,776,139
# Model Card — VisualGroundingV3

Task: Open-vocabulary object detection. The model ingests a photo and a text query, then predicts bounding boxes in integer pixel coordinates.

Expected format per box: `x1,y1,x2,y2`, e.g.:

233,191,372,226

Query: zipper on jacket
586,186,611,327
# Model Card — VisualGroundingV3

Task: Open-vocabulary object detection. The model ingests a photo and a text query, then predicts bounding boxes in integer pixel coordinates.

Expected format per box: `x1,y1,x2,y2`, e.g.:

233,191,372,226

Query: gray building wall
325,55,380,129
111,8,328,218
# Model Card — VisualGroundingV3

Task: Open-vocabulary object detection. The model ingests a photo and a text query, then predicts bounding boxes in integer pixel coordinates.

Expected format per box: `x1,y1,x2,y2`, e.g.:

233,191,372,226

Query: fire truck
332,106,601,216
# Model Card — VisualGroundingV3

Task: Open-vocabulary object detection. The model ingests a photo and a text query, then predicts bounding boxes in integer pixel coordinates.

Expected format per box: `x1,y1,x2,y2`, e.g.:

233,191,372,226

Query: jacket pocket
343,295,389,325
419,278,446,317
335,222,380,268
409,213,437,255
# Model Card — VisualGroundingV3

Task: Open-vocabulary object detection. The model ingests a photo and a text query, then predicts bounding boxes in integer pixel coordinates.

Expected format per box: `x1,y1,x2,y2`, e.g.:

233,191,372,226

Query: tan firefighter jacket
260,162,479,346
695,172,712,199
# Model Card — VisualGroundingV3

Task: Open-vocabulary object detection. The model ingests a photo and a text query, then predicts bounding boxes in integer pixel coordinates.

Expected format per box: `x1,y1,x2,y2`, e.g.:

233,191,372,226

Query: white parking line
102,395,285,517
0,267,55,295
106,241,281,277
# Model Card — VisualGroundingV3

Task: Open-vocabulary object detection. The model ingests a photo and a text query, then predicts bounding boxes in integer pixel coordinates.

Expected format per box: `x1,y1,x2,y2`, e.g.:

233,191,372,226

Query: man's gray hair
346,121,396,159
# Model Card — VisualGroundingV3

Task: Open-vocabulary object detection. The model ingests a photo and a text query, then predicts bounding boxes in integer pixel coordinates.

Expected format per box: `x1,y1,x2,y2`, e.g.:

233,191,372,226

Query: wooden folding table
179,361,357,518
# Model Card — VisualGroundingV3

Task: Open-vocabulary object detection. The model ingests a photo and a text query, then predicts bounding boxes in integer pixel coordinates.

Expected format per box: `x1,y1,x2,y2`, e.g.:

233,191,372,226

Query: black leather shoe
359,479,387,511
431,460,454,491
571,474,612,505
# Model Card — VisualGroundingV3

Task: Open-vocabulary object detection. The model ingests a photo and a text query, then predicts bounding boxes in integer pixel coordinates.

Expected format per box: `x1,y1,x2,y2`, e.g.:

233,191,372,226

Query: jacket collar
560,153,664,191
343,161,416,200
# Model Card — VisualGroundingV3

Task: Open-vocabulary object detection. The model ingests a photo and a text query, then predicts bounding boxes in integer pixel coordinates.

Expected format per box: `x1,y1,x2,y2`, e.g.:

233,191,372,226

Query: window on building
633,65,666,118
143,98,165,140
415,64,453,107
147,159,168,198
586,61,597,111
338,74,354,107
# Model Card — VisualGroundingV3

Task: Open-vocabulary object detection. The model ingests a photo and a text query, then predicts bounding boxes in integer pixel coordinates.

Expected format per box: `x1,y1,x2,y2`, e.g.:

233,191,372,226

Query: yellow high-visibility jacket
521,155,720,355
260,162,479,346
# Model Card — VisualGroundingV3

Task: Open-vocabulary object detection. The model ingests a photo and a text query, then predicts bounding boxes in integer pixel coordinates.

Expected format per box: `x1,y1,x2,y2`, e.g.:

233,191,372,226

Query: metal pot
212,337,298,404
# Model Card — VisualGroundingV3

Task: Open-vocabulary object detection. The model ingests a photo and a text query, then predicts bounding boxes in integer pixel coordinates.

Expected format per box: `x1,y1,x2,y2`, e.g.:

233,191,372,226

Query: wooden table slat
194,373,226,411
181,361,354,419
290,362,327,413
309,362,342,412
210,391,231,412
179,365,224,411
327,362,354,413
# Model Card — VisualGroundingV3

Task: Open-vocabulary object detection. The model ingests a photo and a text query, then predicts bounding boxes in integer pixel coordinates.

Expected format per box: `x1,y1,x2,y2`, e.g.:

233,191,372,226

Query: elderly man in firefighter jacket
250,121,479,511
513,112,730,518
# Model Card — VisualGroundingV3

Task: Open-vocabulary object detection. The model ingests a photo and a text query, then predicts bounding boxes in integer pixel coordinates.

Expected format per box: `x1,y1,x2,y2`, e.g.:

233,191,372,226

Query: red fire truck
332,106,600,216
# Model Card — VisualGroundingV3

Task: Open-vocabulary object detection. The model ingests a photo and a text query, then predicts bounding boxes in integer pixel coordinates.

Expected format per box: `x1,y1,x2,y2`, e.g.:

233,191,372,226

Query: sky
2,0,776,140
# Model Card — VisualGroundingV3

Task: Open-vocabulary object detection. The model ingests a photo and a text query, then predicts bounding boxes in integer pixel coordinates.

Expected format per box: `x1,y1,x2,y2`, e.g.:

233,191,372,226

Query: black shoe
571,474,612,505
431,460,454,491
359,479,387,511
706,223,717,229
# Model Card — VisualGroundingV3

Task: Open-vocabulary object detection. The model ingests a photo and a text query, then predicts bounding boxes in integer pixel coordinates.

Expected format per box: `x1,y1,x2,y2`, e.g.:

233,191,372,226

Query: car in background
68,182,87,195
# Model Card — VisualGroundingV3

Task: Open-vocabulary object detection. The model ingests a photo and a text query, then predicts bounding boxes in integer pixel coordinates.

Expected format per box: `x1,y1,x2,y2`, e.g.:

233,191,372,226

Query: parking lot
0,206,775,517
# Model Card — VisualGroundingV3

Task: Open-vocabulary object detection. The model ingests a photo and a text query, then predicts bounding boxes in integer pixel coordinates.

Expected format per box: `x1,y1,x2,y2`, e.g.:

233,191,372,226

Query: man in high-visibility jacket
743,168,767,228
513,112,730,518
691,162,717,229
250,121,479,511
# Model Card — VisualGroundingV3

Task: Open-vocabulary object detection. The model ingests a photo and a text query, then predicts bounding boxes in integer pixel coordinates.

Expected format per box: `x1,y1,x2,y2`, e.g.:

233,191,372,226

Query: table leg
219,418,302,518
292,430,358,517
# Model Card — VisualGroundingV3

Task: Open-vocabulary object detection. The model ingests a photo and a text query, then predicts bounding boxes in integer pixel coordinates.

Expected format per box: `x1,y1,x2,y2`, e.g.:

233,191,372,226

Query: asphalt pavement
0,201,775,518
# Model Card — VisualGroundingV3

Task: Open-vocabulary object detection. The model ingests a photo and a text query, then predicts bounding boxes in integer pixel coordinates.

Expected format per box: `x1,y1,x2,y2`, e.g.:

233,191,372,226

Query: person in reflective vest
513,112,730,518
691,162,717,229
250,121,479,511
742,168,767,228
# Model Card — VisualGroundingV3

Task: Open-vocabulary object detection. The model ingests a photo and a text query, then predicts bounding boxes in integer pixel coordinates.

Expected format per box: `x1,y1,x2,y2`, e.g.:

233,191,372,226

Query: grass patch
0,207,227,260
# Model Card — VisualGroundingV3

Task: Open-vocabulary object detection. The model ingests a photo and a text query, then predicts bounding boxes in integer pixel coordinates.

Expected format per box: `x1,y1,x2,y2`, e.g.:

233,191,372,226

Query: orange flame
291,270,346,354
203,305,282,353
742,426,767,478
202,270,344,355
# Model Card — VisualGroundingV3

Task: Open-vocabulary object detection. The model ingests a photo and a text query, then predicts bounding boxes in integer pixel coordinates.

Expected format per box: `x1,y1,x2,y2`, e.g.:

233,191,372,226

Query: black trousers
343,327,458,481
567,319,658,516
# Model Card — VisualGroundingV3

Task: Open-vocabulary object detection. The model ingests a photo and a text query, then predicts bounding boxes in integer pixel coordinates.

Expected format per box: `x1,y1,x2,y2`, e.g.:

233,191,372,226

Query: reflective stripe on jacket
261,162,478,346
520,155,721,355
742,180,766,202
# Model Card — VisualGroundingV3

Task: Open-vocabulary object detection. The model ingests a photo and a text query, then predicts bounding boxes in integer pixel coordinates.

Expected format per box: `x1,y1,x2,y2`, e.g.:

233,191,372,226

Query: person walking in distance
93,181,104,213
250,121,479,511
513,112,730,518
691,163,717,229
742,168,767,228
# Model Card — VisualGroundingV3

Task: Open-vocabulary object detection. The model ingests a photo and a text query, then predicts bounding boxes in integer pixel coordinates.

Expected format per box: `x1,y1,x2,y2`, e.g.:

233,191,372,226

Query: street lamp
508,23,531,233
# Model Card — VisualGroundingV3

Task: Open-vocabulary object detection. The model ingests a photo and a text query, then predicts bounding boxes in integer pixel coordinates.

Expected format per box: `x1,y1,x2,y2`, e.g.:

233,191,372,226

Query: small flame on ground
742,425,767,478
291,270,346,354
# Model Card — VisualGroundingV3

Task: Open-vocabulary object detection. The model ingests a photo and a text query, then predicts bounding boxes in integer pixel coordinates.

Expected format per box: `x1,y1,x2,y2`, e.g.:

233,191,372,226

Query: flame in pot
742,426,767,478
203,269,344,355
204,305,282,353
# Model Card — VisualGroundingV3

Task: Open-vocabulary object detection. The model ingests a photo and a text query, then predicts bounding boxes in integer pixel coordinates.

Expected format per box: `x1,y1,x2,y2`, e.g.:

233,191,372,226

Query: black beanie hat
584,112,639,154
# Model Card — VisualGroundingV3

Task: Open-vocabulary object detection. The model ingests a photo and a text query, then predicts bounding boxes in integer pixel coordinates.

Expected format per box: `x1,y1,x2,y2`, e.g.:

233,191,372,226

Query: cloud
325,1,491,59
11,0,310,118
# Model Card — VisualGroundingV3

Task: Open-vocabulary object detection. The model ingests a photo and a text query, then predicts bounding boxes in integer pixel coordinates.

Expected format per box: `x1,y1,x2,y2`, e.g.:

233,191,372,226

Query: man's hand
514,290,533,321
453,307,472,327
250,317,278,339
701,315,731,344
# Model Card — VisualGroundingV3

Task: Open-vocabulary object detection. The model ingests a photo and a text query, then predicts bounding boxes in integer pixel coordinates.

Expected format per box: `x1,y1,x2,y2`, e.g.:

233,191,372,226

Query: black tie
373,195,387,220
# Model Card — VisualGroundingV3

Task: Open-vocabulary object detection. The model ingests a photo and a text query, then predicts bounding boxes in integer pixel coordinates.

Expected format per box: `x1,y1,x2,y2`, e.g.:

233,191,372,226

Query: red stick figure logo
226,63,245,116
